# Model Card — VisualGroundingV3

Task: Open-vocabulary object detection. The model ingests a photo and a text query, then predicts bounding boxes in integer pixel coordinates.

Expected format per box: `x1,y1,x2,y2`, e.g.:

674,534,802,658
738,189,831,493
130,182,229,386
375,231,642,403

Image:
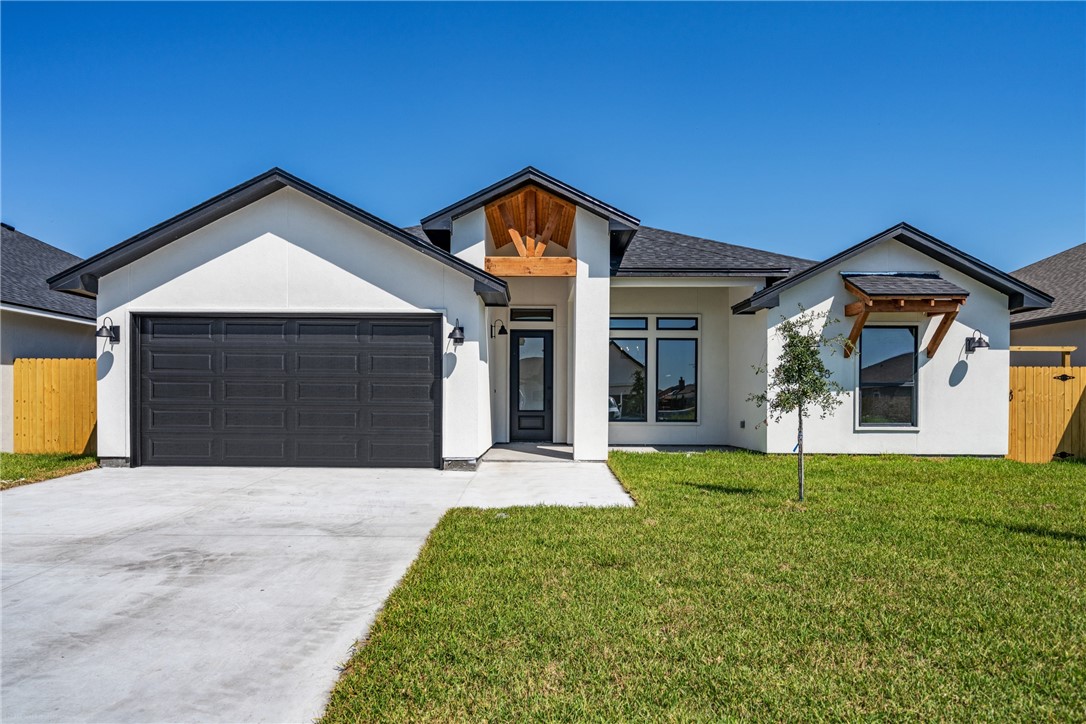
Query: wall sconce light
490,320,508,338
448,319,465,346
95,316,120,344
964,330,990,353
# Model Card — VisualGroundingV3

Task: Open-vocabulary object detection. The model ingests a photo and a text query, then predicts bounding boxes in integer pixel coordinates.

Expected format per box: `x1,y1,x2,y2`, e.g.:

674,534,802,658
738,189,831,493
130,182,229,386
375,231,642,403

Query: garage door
137,316,442,467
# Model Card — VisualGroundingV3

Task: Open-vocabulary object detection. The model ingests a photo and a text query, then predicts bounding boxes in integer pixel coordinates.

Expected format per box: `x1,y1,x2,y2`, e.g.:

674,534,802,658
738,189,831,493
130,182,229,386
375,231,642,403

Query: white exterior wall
764,239,1010,455
569,211,610,460
726,286,769,451
0,309,96,452
96,188,490,463
607,285,732,446
1010,319,1086,366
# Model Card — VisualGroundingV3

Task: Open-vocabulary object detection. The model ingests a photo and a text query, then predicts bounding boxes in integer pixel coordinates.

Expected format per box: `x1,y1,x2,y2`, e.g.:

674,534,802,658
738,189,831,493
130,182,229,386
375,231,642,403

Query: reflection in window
518,336,545,411
859,327,917,426
657,317,698,330
610,317,647,330
656,339,697,422
511,308,554,322
608,339,647,421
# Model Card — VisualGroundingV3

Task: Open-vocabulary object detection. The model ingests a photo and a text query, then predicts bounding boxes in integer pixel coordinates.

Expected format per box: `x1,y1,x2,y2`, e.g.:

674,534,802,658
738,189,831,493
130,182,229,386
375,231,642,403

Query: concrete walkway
2,463,631,723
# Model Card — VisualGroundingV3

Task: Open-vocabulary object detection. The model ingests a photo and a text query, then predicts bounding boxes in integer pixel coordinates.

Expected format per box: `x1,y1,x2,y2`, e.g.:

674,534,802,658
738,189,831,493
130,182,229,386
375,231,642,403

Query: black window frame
510,308,554,322
656,317,699,330
608,337,648,422
858,325,918,427
610,317,648,330
655,338,698,423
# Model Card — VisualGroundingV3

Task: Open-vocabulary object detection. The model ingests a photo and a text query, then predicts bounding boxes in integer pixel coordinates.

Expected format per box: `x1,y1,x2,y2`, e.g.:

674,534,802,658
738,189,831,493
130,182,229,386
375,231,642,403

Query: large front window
859,326,917,426
609,316,699,423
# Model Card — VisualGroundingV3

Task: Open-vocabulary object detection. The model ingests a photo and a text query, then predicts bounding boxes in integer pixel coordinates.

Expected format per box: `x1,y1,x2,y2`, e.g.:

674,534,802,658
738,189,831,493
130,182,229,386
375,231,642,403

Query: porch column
570,212,610,461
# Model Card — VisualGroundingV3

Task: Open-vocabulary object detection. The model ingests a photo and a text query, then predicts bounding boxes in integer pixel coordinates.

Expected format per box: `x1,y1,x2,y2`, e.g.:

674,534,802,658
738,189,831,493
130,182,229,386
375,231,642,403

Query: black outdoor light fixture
964,330,990,353
448,319,465,346
95,316,120,344
490,320,508,338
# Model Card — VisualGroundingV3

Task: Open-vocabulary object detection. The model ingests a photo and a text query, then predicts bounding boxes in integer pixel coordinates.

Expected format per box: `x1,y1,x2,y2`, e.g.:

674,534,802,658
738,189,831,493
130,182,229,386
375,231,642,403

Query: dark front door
510,330,553,442
136,315,442,467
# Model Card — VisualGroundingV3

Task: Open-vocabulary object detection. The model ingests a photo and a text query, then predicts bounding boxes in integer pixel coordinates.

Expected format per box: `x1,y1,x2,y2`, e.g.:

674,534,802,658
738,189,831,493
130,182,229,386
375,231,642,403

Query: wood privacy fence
1008,366,1086,463
12,358,97,455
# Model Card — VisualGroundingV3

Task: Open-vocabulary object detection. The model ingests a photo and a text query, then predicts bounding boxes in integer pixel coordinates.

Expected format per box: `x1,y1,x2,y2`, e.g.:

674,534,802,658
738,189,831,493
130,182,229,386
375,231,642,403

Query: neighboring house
1009,244,1086,366
1,224,97,452
47,167,1051,468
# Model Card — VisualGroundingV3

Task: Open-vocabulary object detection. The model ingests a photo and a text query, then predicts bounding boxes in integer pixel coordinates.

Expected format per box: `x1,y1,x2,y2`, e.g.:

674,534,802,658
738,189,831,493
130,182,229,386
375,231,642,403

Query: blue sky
2,2,1083,271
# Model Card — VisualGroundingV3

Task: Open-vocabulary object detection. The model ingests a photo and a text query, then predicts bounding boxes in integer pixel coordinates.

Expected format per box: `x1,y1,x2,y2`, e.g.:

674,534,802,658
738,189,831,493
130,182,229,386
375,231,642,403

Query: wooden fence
1008,366,1086,463
12,358,97,455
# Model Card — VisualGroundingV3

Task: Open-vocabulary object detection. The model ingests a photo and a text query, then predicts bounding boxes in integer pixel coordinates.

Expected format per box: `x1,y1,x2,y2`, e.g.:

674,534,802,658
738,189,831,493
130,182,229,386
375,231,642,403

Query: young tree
749,307,847,501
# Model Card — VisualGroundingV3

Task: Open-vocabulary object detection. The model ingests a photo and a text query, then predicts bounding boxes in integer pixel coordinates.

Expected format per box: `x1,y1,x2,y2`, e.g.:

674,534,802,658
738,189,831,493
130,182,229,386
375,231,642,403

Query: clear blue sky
2,2,1083,271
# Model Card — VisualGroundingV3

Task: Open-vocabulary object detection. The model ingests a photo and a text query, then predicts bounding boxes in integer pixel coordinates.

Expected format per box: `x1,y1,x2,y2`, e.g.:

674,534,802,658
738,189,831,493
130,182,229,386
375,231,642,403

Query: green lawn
323,453,1085,722
0,452,97,490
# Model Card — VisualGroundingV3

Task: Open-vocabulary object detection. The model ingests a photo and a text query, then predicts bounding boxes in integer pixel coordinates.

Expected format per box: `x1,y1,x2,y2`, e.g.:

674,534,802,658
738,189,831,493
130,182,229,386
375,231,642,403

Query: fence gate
12,358,97,455
1008,366,1086,463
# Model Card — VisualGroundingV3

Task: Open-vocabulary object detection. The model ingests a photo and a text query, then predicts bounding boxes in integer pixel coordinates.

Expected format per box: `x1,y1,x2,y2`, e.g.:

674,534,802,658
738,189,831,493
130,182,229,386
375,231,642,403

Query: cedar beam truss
484,184,577,277
842,279,965,359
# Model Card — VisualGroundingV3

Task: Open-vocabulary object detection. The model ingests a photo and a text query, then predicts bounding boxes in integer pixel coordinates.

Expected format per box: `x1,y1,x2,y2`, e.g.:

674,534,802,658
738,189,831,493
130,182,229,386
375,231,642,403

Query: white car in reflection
608,396,620,420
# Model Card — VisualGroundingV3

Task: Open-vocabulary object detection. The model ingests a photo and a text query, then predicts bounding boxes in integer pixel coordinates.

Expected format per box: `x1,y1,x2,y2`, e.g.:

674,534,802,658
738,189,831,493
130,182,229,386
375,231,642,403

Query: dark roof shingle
613,226,814,276
1,225,96,320
1010,243,1086,326
841,272,968,298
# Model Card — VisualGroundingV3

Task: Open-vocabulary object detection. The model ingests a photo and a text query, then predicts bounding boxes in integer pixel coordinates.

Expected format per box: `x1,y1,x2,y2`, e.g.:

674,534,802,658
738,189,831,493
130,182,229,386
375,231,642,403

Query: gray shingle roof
1,225,96,320
841,272,968,298
613,227,814,276
1010,243,1086,326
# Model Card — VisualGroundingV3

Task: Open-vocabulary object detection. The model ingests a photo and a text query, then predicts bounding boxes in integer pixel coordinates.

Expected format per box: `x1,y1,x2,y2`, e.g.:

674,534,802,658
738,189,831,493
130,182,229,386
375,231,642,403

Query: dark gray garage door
137,316,442,467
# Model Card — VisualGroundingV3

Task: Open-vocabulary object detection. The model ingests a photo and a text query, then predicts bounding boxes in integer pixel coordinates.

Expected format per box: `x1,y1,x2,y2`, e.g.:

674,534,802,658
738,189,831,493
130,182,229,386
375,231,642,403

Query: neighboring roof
1,224,96,320
47,168,510,307
1010,243,1086,328
614,226,815,277
419,166,640,251
732,222,1053,315
841,272,968,298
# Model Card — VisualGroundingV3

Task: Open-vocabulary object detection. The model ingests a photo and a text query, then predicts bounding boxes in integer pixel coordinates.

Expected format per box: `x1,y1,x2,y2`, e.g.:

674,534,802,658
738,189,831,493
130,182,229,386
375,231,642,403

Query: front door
510,330,553,441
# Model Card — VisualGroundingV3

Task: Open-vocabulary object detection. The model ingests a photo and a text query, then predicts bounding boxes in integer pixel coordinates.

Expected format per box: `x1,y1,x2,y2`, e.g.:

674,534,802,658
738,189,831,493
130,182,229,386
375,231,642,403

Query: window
859,327,917,426
510,308,554,322
656,339,697,422
610,317,647,330
608,339,647,421
657,317,698,330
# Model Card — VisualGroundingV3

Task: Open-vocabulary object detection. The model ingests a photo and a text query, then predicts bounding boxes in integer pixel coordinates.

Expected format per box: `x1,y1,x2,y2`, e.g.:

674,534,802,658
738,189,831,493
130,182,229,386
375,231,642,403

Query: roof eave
1009,309,1086,329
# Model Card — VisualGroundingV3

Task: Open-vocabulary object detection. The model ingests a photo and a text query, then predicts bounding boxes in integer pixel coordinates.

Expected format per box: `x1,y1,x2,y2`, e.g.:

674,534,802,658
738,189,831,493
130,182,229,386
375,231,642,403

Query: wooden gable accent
483,185,577,277
843,279,966,359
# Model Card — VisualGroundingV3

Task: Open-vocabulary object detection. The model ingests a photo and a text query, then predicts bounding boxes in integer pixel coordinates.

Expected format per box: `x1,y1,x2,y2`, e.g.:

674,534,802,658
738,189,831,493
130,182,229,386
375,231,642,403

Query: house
46,167,1051,467
1,224,97,452
1009,244,1085,366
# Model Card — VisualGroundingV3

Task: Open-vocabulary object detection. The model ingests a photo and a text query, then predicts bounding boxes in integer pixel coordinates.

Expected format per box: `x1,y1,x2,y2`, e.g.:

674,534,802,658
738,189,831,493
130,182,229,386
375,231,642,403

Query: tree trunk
797,408,805,502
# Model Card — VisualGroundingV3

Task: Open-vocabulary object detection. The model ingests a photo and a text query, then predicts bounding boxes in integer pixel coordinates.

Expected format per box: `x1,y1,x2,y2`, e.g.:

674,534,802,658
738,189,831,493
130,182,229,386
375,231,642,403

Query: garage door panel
138,315,440,467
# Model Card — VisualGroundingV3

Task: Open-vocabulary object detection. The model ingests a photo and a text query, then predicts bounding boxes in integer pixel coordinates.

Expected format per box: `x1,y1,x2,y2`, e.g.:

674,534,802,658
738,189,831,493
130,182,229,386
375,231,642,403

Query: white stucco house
1,224,97,452
47,167,1052,468
1009,243,1085,367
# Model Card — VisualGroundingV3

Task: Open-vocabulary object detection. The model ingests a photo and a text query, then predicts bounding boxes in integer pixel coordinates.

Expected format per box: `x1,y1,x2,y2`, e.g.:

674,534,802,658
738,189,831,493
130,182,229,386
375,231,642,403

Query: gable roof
1,224,96,320
419,166,640,252
47,168,510,306
732,222,1053,315
1010,243,1086,328
613,226,814,277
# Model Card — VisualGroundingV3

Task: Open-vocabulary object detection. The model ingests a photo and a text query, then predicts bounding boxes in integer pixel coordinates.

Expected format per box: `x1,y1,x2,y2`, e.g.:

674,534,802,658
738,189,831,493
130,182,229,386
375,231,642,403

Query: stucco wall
764,239,1010,455
95,187,491,463
0,309,96,452
1010,319,1086,366
726,286,769,452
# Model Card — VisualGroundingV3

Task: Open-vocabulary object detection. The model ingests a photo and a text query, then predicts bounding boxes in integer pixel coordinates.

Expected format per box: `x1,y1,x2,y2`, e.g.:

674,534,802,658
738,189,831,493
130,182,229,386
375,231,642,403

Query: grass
323,453,1086,722
0,452,97,490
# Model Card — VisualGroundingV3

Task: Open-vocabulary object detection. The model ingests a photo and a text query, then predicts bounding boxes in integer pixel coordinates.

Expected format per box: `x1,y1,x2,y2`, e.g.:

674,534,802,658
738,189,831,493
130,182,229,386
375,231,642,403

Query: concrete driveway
2,463,631,723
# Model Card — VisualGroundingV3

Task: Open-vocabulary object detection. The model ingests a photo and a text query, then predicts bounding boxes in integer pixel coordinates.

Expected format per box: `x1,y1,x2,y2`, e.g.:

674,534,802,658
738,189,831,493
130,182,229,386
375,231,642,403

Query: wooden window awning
841,273,969,359
483,184,577,277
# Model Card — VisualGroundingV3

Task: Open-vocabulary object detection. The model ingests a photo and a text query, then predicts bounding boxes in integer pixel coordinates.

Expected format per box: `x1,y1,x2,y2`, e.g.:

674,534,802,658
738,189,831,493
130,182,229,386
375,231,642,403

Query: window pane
610,317,647,330
517,336,545,411
860,327,916,425
511,308,553,322
657,339,697,422
657,317,698,330
609,339,647,421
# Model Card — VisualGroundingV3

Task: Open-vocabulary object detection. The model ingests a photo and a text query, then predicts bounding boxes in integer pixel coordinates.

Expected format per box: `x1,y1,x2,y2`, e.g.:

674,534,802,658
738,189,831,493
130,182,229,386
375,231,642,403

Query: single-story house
47,167,1052,468
1009,243,1085,366
1,223,97,452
